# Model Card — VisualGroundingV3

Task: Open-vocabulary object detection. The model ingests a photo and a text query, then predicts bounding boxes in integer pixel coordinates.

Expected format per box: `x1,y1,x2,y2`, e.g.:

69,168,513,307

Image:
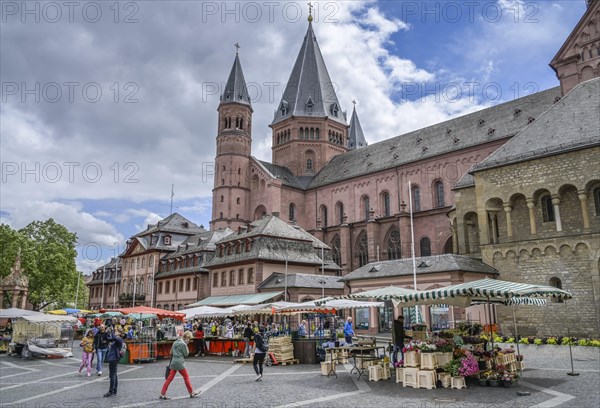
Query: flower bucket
436,352,452,366
404,351,420,367
489,379,500,387
478,379,488,387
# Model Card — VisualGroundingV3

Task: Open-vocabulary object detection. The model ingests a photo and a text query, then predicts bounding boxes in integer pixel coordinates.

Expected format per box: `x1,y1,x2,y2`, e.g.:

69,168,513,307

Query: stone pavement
0,343,598,408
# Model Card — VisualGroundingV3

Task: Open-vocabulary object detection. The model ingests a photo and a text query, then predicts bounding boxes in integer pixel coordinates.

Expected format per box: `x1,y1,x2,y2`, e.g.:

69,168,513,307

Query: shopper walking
104,327,124,397
93,324,109,376
344,317,355,345
243,322,254,358
160,331,200,399
392,315,405,365
253,325,268,381
78,329,95,376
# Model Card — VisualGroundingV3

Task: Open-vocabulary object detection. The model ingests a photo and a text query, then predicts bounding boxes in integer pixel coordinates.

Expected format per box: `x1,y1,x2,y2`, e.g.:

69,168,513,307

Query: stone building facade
207,2,599,336
452,78,600,338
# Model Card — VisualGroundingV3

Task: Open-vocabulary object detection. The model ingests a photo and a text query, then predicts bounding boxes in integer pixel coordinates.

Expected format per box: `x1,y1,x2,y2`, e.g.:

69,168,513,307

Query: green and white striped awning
403,278,572,303
330,285,471,307
341,286,420,301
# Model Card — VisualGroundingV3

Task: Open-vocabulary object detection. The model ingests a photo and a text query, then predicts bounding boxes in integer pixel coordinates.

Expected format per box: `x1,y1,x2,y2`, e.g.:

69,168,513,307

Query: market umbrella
180,306,230,319
46,309,68,315
63,308,81,314
111,306,185,321
277,298,385,314
0,308,45,319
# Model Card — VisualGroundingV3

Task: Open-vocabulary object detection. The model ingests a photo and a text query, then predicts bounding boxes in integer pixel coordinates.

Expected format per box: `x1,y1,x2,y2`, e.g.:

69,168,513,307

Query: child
79,330,95,376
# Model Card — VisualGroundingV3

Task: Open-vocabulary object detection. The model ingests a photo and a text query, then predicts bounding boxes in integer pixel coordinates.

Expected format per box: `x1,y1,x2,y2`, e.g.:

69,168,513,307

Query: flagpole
101,265,106,309
321,246,325,299
284,258,288,302
74,271,80,308
150,256,156,308
113,257,118,307
133,260,138,307
408,181,419,323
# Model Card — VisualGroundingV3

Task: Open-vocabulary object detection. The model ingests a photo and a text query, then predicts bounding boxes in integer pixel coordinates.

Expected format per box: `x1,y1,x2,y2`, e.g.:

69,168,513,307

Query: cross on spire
234,42,240,55
352,99,357,108
307,1,313,22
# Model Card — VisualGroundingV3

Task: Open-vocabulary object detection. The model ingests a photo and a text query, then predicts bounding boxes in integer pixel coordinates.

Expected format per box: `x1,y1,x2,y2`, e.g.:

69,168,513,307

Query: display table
204,337,246,355
155,340,176,359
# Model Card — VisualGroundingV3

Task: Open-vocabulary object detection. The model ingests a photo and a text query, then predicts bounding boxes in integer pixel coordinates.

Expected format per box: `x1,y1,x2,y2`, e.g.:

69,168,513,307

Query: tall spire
271,19,345,125
221,46,252,108
348,101,367,150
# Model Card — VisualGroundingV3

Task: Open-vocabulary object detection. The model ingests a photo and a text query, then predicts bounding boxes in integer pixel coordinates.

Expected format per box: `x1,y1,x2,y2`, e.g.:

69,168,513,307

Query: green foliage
506,337,516,344
561,337,574,346
18,219,79,310
0,224,35,279
546,337,558,345
444,359,461,377
577,339,590,346
590,340,600,347
518,337,529,344
534,338,543,345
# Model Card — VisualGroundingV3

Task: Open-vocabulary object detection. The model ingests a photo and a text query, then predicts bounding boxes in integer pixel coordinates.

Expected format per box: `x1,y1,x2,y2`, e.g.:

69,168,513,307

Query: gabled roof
205,216,338,268
271,21,346,126
134,213,205,237
307,87,561,188
163,228,234,259
550,0,600,72
348,106,368,150
472,78,600,172
340,254,498,282
218,215,312,244
255,159,314,189
258,272,344,290
220,53,252,108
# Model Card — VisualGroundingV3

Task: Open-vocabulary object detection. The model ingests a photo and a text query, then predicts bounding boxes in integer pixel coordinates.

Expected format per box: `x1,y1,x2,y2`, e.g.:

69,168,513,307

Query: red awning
110,306,185,321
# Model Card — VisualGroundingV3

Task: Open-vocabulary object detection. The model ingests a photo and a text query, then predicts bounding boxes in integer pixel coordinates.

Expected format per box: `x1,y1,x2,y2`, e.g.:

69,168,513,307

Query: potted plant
418,342,437,353
488,372,501,387
502,371,519,387
444,359,461,378
435,339,454,366
478,371,491,386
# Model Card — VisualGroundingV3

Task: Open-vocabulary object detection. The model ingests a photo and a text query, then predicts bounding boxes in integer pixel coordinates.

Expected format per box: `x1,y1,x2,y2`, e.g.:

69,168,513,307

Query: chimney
272,212,280,218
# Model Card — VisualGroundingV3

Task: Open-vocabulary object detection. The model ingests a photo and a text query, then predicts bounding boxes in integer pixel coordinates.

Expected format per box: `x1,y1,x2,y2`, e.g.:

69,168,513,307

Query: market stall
0,308,45,353
330,278,573,389
11,314,77,358
108,306,186,363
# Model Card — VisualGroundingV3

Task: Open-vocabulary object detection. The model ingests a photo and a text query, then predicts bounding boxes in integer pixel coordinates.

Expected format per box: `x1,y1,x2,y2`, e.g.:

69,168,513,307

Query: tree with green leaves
16,219,79,310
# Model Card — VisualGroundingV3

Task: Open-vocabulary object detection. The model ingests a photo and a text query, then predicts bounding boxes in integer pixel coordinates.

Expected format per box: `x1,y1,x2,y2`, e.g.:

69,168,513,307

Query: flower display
434,338,454,353
458,351,479,377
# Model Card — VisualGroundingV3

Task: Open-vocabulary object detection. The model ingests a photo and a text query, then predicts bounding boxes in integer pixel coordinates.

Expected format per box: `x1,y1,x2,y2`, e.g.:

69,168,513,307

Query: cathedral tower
270,15,349,176
211,49,253,230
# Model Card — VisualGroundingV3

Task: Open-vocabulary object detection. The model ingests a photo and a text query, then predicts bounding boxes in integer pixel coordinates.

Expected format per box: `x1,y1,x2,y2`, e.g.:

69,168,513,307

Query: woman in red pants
160,331,201,399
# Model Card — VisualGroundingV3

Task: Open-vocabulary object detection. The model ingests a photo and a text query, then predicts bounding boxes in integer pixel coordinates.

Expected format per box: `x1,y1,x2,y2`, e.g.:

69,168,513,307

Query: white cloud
5,201,123,248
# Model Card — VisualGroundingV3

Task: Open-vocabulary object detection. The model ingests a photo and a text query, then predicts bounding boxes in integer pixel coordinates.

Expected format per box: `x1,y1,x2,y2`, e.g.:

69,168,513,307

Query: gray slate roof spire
271,20,345,125
348,103,368,150
221,50,252,107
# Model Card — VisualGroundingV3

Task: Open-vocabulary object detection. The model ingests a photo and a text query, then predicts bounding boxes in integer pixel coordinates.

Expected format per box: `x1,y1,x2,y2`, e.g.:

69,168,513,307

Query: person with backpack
253,325,268,382
78,329,95,376
93,324,109,376
160,331,201,399
104,327,125,398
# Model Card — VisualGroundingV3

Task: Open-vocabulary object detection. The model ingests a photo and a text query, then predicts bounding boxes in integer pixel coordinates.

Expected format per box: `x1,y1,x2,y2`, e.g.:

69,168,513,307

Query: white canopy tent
0,308,45,319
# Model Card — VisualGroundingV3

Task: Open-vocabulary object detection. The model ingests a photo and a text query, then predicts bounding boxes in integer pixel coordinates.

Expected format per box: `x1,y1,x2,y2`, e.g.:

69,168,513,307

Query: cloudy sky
0,0,586,273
